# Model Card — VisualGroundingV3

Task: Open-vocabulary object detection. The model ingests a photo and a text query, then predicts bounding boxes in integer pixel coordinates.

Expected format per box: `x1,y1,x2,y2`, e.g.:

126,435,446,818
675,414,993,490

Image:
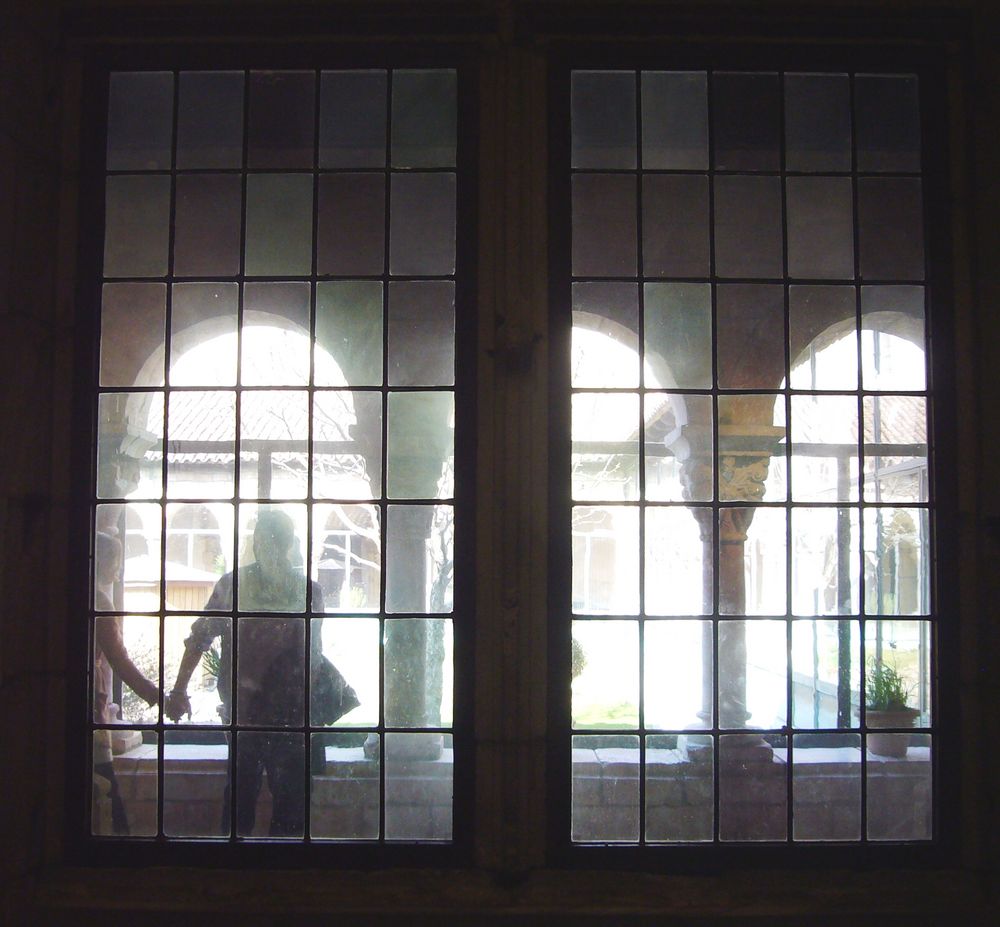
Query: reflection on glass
867,734,931,840
173,174,242,277
645,395,713,502
572,505,639,614
712,72,780,171
311,507,381,613
312,393,382,500
788,286,857,391
785,177,854,280
236,502,310,613
571,70,636,169
642,174,710,277
169,283,238,386
792,733,861,841
107,71,173,170
865,619,931,726
93,614,159,725
571,619,639,729
97,392,163,500
104,175,171,278
714,176,783,279
790,394,859,502
384,733,453,841
320,70,387,168
315,281,383,387
244,174,313,276
716,285,784,389
861,286,926,390
164,503,232,612
791,507,859,616
388,282,455,386
163,730,230,838
863,396,927,502
317,173,385,275
719,733,787,841
392,69,457,168
784,73,851,173
791,620,860,729
572,173,637,278
100,283,166,388
645,508,711,615
646,733,713,842
235,617,305,728
641,71,708,170
384,618,452,728
572,283,639,388
311,617,377,724
311,732,379,840
385,504,453,614
167,391,236,500
242,282,312,386
247,70,315,169
858,178,925,281
572,734,640,842
164,615,230,724
572,393,639,501
644,621,710,728
389,173,456,276
855,74,921,173
644,283,712,389
177,71,244,169
720,507,786,616
718,619,786,729
236,731,305,838
96,502,163,612
863,509,929,616
239,390,308,500
387,393,454,499
92,731,158,837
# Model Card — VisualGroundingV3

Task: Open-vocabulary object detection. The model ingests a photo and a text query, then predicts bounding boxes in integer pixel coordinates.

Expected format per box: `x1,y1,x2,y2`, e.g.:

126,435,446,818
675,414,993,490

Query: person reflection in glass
165,508,353,837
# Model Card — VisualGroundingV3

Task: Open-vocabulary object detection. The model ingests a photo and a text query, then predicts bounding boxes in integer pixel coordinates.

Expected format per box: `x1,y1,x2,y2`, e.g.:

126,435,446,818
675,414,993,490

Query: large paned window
89,67,464,843
564,68,934,845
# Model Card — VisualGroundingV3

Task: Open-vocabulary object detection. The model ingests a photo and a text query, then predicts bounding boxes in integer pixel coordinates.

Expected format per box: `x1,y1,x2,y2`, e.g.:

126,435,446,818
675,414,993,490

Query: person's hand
165,689,191,722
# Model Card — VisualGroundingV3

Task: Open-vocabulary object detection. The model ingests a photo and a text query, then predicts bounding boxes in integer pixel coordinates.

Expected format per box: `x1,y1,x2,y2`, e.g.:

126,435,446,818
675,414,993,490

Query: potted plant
865,659,920,758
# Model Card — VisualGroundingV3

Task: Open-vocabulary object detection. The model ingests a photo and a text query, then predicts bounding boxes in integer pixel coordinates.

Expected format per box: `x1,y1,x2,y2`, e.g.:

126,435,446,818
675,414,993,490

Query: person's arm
164,612,225,721
95,617,159,706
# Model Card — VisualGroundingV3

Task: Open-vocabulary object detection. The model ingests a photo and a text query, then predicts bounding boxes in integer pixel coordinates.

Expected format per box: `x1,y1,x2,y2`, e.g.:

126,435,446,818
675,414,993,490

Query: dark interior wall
1,1,998,923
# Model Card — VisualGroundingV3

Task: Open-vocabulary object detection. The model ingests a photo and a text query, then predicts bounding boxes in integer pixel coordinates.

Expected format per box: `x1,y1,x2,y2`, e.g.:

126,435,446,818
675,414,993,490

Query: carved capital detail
718,455,771,503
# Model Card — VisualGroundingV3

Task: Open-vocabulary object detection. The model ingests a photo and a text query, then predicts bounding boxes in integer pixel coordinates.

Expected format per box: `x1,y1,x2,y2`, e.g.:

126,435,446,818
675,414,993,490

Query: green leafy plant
201,644,222,682
865,659,913,711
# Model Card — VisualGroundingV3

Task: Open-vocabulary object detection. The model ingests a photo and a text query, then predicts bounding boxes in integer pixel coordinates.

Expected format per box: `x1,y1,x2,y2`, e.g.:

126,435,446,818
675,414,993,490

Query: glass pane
173,174,242,277
791,620,860,729
94,614,159,724
315,281,383,387
384,618,452,728
239,390,308,500
384,733,453,841
712,72,780,171
785,177,854,280
92,730,157,836
646,733,713,842
317,173,385,275
863,509,930,615
790,395,859,502
719,733,787,841
177,71,244,169
572,174,637,278
645,394,714,502
164,614,231,724
236,503,309,613
644,283,712,390
718,395,786,501
572,283,639,388
312,393,383,500
97,392,163,499
861,286,926,390
641,71,708,170
856,74,921,173
864,396,928,502
572,505,639,614
792,733,861,841
714,176,783,279
571,70,636,169
311,506,381,613
311,617,376,724
645,620,711,728
311,732,379,840
247,71,315,169
645,507,712,615
716,285,785,389
385,504,453,614
244,174,314,276
720,507,786,616
718,619,787,729
320,70,387,168
389,173,456,276
164,503,232,611
96,502,163,612
163,730,230,838
386,392,454,499
784,73,851,172
236,731,305,838
788,286,858,390
107,71,173,171
571,619,639,729
166,391,235,500
100,283,166,388
104,175,171,278
169,283,239,386
242,282,312,386
642,174,710,277
867,734,931,840
791,507,860,616
235,617,305,727
572,393,639,501
391,69,457,168
858,178,925,281
571,735,640,842
388,281,455,387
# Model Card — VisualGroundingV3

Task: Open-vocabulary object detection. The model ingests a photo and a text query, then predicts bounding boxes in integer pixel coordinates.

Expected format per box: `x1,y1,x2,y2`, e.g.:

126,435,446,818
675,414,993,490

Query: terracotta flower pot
865,707,920,758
